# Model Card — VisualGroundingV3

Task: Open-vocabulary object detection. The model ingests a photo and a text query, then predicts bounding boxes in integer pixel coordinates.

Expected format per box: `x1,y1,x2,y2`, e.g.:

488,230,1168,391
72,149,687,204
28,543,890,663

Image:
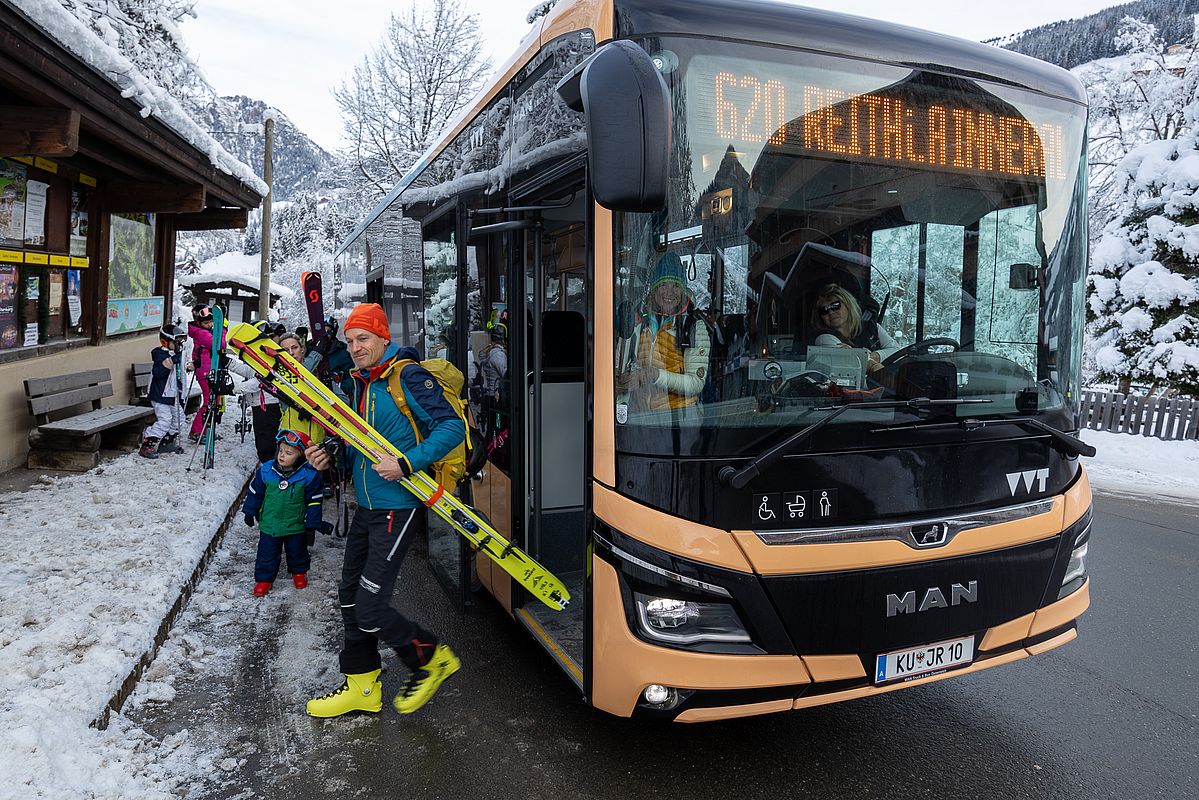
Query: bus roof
335,0,1085,259
615,0,1086,105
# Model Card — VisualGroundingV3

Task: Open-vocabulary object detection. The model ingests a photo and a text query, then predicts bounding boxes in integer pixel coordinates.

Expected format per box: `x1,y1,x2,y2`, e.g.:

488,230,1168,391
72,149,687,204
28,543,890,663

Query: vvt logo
1006,468,1048,496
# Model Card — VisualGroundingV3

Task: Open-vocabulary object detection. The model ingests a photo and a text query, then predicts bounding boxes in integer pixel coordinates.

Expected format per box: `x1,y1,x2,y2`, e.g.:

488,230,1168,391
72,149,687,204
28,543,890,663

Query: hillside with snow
990,0,1199,68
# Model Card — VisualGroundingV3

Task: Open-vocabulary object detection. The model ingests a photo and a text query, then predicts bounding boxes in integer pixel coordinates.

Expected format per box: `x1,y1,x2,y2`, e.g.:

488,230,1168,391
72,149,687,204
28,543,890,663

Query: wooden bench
25,369,155,471
131,362,203,411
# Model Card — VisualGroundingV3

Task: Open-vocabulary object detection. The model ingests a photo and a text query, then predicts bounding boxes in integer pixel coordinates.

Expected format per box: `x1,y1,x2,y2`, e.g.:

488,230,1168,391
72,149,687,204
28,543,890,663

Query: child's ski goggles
276,429,311,449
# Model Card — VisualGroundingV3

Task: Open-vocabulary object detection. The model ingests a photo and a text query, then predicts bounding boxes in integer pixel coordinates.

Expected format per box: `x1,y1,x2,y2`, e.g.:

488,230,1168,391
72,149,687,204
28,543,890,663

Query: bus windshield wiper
872,415,1096,458
718,397,991,490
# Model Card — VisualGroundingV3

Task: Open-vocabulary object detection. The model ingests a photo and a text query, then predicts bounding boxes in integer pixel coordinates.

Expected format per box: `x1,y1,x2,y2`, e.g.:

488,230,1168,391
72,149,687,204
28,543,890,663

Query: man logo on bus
886,581,978,617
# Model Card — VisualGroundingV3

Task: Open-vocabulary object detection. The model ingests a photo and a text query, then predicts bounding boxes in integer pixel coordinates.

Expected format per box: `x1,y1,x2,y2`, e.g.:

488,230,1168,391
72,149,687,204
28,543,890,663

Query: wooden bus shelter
0,1,264,470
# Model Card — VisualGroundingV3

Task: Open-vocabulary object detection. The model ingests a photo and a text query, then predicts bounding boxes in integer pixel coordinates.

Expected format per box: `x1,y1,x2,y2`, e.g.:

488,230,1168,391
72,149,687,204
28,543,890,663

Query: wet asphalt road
135,492,1199,800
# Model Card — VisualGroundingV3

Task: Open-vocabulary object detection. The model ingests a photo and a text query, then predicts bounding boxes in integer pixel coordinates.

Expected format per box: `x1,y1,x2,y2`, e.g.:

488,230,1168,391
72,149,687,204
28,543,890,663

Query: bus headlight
1061,541,1088,587
634,592,752,645
1057,508,1091,599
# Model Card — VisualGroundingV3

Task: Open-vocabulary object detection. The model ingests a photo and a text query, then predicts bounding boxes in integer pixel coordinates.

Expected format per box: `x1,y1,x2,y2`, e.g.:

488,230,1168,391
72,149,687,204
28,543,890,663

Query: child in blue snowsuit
242,429,323,596
140,324,187,458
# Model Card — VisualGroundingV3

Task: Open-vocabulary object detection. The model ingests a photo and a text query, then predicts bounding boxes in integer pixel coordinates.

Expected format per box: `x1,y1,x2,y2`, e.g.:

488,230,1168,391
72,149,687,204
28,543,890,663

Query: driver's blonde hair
811,283,862,339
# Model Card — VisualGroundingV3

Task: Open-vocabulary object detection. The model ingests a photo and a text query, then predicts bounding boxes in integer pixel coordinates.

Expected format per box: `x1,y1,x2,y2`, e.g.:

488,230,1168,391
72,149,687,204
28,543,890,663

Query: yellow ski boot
393,644,460,714
305,670,383,718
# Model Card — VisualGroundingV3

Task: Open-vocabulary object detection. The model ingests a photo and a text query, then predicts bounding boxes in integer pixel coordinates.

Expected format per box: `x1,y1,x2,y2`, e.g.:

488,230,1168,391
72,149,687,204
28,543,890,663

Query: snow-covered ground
1080,429,1199,501
0,420,1193,798
0,429,257,799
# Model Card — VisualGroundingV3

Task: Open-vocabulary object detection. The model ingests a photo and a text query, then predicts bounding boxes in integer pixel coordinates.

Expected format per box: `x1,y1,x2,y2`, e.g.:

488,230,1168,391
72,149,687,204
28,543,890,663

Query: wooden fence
1079,390,1199,440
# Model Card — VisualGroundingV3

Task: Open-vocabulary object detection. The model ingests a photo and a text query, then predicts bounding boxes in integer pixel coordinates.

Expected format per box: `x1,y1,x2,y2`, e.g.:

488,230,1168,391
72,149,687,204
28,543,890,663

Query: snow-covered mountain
189,95,332,201
989,0,1199,68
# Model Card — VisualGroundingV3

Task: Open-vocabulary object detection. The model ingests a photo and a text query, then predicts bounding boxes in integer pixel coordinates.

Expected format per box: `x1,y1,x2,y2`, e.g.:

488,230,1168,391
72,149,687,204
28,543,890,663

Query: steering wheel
881,337,960,367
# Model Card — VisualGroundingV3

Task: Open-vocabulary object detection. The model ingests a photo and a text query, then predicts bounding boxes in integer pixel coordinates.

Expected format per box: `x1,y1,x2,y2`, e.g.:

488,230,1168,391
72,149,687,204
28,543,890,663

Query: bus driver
808,282,899,373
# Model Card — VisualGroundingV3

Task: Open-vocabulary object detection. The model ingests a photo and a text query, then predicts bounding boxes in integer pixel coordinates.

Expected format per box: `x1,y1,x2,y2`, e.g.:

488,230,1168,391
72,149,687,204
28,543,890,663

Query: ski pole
185,403,216,471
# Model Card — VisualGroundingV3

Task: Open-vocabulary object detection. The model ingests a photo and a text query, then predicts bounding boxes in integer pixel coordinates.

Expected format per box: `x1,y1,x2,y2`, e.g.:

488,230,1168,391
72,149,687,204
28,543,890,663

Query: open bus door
468,167,590,686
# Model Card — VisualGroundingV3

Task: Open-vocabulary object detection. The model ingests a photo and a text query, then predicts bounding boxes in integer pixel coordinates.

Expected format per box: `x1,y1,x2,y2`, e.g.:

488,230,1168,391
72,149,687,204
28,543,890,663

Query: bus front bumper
591,555,1090,721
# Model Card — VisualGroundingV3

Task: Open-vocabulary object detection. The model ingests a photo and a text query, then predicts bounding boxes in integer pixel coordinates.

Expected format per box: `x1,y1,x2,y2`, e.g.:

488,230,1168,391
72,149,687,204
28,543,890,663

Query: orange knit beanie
344,303,390,341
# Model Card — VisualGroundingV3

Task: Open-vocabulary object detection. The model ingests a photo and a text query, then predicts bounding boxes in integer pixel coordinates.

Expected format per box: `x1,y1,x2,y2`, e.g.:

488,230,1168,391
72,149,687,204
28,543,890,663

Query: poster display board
0,264,17,349
0,161,27,246
106,295,164,335
70,189,89,257
24,180,48,247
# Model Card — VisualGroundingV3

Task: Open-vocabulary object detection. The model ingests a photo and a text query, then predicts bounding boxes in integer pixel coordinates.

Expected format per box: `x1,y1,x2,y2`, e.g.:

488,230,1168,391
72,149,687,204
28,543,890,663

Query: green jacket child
242,430,324,596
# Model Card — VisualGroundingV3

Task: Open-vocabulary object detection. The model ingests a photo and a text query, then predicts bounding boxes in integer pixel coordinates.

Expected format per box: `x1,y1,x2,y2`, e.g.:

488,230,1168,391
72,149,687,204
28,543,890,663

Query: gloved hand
319,521,334,536
244,514,256,528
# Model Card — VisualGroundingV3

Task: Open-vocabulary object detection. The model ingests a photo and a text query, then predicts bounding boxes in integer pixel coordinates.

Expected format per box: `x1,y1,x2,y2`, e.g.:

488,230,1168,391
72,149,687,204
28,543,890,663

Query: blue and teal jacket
348,343,465,510
148,345,183,405
242,460,324,538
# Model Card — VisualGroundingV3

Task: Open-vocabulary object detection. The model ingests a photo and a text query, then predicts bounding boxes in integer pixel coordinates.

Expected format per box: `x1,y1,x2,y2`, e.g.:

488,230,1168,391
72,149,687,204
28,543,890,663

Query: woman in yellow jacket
617,252,711,414
277,332,326,446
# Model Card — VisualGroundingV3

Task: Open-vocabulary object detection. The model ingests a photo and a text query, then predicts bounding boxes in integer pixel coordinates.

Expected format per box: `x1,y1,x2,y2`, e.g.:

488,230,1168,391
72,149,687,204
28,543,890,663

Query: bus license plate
875,635,974,683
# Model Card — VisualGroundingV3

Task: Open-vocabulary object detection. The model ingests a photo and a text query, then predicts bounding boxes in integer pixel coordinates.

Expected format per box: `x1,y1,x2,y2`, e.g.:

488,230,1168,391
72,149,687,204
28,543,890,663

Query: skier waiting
187,305,221,443
228,321,286,462
278,331,326,447
241,429,322,596
140,324,188,458
304,315,355,402
304,302,464,717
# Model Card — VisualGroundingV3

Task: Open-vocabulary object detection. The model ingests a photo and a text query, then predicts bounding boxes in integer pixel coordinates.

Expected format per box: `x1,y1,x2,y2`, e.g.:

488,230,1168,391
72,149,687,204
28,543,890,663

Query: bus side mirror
556,40,671,213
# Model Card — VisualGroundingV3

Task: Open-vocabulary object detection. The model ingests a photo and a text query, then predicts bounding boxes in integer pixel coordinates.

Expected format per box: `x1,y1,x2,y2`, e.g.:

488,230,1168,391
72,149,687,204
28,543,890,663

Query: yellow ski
225,322,570,611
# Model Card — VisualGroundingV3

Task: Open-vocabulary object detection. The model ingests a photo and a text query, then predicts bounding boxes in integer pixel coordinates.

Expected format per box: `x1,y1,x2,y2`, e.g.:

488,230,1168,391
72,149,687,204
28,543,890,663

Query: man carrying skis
304,302,464,718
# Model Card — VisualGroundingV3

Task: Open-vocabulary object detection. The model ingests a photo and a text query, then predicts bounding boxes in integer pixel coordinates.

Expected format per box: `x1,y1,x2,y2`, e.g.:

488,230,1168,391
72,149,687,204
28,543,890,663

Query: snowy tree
59,0,212,108
1077,18,1199,248
1087,75,1199,395
333,0,490,197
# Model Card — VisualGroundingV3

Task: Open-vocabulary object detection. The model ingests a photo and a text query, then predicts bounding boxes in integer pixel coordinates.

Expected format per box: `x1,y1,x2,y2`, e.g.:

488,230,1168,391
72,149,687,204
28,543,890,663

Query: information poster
48,270,63,308
24,180,48,247
70,189,89,257
0,264,17,348
23,322,38,347
66,269,81,326
106,295,164,335
0,161,27,245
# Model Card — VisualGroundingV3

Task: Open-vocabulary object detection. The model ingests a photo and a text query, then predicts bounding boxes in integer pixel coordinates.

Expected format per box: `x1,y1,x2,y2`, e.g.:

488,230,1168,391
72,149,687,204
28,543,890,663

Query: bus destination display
695,67,1067,181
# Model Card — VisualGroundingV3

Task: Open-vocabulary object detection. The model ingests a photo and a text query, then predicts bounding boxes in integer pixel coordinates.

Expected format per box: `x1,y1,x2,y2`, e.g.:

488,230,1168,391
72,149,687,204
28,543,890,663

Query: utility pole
258,114,274,322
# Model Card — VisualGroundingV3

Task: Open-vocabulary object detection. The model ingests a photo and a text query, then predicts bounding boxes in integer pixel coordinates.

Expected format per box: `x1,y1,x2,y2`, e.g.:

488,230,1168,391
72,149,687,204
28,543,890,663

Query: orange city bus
333,0,1094,721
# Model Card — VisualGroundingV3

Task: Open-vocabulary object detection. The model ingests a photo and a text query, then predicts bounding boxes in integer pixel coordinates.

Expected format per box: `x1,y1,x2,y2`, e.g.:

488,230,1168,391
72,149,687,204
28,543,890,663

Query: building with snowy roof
0,0,265,470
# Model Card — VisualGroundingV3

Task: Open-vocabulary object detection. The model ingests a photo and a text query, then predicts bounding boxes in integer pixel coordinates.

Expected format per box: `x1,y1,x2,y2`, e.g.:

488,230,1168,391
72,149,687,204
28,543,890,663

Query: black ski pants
251,403,283,462
338,506,437,674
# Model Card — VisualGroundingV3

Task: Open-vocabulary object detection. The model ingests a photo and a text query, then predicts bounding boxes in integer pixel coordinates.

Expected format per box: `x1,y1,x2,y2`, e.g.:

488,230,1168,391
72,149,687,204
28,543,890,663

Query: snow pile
177,251,296,300
9,0,267,197
0,432,257,798
1081,429,1199,501
525,1,559,25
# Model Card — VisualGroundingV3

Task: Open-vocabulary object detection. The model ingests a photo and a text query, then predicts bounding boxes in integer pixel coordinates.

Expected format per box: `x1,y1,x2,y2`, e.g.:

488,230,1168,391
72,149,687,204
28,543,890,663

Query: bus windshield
613,38,1088,457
